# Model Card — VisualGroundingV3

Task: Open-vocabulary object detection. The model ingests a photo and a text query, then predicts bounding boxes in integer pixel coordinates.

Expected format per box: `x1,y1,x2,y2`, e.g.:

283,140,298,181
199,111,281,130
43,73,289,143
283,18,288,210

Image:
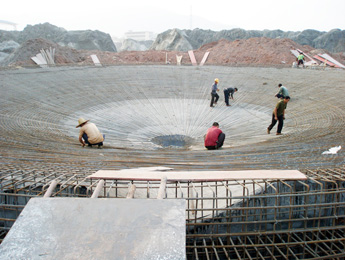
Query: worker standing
267,96,290,135
297,52,305,68
210,78,220,107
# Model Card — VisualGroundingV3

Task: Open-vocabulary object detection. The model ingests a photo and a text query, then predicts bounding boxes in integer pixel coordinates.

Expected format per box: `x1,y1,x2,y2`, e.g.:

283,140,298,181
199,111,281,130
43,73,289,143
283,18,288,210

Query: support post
91,180,104,198
157,176,167,199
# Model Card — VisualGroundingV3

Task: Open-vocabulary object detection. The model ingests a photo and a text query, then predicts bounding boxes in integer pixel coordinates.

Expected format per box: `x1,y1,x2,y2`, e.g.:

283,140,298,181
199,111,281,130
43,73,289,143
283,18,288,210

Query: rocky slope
1,23,344,68
1,38,86,66
119,39,153,51
0,23,116,52
151,28,345,53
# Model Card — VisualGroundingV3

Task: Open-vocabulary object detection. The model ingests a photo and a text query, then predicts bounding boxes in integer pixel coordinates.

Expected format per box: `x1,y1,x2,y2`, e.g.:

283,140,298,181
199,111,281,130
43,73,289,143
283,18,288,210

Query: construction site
0,49,345,259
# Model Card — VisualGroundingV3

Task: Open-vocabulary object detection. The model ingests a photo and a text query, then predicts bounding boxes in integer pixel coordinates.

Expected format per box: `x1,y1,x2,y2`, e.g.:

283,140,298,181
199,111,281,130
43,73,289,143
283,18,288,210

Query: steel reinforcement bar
1,167,345,259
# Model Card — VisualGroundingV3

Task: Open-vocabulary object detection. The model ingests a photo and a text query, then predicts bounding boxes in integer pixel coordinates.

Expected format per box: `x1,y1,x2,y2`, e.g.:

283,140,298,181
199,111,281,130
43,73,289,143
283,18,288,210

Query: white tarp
322,146,341,155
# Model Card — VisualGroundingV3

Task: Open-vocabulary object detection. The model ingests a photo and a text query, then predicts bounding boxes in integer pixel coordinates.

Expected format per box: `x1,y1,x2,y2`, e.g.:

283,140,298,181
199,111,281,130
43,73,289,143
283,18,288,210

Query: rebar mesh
1,167,345,259
1,65,344,258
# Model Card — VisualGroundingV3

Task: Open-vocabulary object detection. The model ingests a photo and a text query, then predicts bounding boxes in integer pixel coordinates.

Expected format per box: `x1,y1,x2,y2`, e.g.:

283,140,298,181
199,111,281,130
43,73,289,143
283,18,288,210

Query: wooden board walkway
88,168,307,182
319,53,345,69
313,55,337,67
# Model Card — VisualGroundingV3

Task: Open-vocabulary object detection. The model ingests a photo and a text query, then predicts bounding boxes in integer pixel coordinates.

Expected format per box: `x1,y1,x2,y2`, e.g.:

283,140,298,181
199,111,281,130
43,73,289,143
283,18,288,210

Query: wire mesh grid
1,167,345,259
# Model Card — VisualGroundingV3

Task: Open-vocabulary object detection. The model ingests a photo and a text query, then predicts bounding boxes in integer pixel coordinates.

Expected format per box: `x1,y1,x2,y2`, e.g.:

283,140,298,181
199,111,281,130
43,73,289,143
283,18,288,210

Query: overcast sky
1,0,344,38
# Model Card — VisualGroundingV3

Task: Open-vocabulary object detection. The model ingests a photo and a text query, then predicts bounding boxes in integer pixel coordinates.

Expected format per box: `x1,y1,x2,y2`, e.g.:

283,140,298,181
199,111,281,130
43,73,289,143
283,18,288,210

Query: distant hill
0,23,344,67
1,23,344,54
151,28,345,53
0,23,117,52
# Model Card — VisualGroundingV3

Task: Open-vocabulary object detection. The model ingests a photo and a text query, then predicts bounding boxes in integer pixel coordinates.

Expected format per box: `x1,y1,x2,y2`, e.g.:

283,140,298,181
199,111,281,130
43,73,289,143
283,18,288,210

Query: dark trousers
206,133,225,150
82,133,105,146
268,114,284,133
210,93,219,107
224,90,230,105
276,94,285,99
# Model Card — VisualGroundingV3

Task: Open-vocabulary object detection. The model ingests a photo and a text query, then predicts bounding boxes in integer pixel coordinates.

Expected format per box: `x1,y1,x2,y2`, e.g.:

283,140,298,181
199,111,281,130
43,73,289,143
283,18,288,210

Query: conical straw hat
76,117,89,128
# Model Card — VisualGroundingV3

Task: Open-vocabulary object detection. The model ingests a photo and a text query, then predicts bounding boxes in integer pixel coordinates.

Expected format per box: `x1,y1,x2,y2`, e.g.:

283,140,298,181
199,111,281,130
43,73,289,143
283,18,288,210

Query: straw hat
76,117,89,128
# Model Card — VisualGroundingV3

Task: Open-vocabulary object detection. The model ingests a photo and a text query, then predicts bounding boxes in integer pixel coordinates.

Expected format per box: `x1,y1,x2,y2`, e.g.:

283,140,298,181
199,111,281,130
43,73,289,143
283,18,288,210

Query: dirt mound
194,38,314,65
2,38,85,66
4,37,345,68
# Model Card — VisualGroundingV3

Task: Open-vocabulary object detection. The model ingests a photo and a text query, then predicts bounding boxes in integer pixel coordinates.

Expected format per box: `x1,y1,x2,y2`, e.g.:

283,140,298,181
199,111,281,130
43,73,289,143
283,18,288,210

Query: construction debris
291,48,345,69
199,52,210,66
31,47,55,67
90,54,101,66
176,55,182,65
319,53,345,68
188,50,197,66
322,146,342,155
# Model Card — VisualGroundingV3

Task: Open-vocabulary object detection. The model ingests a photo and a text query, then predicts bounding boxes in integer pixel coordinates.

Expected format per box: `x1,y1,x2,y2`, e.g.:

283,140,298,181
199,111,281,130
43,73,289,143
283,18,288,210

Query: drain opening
151,134,195,149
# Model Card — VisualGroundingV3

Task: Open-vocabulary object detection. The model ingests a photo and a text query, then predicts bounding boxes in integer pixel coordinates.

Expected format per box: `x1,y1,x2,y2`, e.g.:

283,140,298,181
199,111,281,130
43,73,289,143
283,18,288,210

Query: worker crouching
204,122,225,150
76,118,105,148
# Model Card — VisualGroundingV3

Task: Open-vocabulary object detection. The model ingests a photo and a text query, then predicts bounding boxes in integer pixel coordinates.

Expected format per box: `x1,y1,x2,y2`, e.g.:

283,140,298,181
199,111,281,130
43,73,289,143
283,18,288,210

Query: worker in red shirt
204,122,225,150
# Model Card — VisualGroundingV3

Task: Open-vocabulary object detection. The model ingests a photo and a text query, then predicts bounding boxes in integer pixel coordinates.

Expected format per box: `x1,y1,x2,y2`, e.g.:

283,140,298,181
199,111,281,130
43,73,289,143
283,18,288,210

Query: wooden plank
91,180,104,198
31,56,47,68
43,180,58,197
296,49,317,62
126,184,136,198
36,53,47,64
290,50,299,58
313,55,337,67
188,50,197,66
319,53,345,69
90,54,102,66
40,50,49,64
88,169,307,181
44,48,55,65
31,57,44,65
199,51,210,66
176,55,182,65
157,176,167,199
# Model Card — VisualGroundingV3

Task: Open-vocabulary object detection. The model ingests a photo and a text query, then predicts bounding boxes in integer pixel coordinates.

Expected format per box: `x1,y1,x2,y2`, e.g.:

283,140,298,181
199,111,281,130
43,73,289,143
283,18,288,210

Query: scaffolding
1,167,345,259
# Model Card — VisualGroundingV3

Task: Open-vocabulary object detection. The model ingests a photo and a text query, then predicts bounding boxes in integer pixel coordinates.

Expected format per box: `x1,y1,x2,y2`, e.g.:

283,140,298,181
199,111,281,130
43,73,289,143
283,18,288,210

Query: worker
204,122,225,150
76,117,105,148
224,87,238,106
267,96,290,135
297,52,305,68
275,84,289,99
210,78,220,107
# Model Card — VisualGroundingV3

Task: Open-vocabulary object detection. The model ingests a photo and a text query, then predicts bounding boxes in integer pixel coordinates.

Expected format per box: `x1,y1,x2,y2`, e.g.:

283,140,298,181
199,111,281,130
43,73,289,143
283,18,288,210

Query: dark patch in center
151,134,194,149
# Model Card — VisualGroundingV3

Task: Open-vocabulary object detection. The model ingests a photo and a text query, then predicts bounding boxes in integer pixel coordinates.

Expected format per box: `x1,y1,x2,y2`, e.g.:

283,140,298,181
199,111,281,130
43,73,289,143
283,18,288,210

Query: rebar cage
1,167,345,259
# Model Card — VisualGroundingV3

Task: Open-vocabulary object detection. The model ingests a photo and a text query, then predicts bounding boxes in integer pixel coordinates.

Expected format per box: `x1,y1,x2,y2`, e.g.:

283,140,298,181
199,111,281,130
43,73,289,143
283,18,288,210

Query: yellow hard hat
215,78,219,83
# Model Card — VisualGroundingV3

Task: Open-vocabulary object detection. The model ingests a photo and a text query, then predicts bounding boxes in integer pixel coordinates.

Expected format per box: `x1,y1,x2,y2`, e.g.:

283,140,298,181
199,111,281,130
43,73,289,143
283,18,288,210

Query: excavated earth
0,64,344,176
3,37,345,67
